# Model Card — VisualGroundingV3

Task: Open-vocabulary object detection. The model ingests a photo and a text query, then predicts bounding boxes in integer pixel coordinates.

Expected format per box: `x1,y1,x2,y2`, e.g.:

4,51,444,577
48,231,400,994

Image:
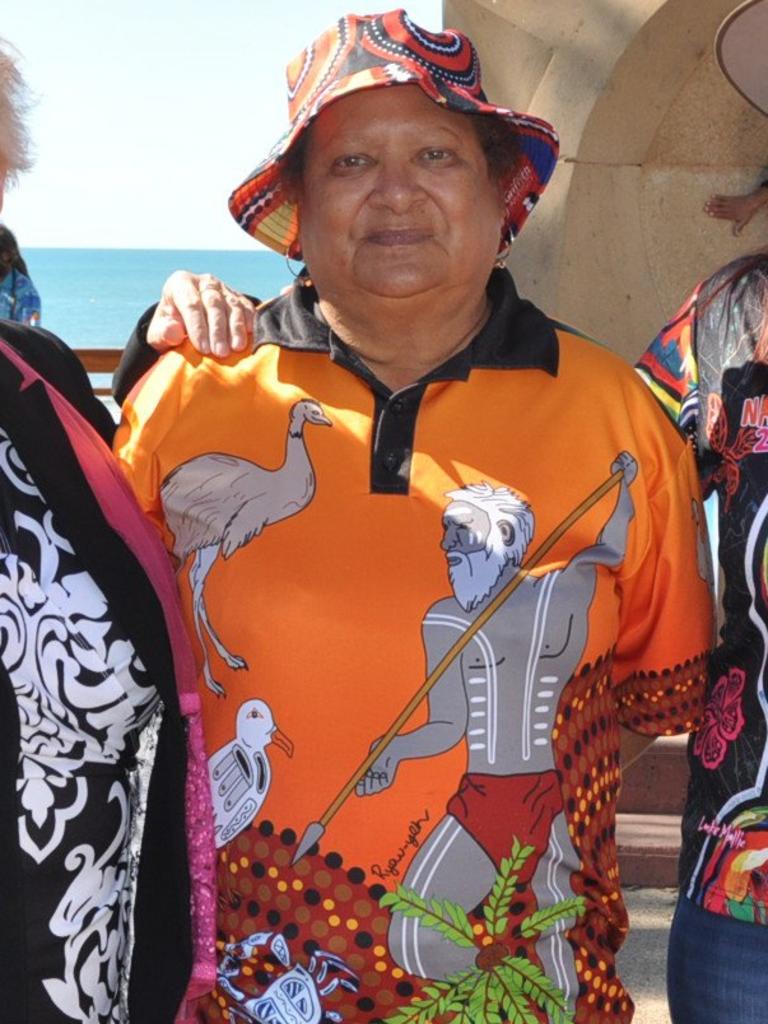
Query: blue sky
2,1,442,249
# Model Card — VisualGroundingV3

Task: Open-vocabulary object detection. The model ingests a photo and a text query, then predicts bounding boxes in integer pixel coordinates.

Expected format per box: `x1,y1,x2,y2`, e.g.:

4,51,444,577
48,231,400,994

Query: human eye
420,147,456,164
331,153,371,174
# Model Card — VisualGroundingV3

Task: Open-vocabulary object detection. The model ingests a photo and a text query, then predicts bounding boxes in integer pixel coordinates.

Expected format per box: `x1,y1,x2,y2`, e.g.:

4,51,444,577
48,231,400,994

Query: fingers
610,452,636,482
179,271,219,355
704,193,737,214
197,275,227,356
147,301,189,353
704,200,734,220
703,195,756,233
148,271,255,358
732,207,759,236
732,209,756,236
225,290,254,354
197,275,256,357
355,767,390,797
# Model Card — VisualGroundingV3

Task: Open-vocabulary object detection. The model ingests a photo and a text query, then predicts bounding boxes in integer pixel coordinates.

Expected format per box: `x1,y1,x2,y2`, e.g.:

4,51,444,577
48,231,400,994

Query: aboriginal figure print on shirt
159,398,332,696
338,452,638,1013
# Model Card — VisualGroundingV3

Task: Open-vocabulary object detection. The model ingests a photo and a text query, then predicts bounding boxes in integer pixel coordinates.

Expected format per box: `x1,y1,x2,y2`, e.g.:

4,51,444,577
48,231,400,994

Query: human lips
365,228,431,246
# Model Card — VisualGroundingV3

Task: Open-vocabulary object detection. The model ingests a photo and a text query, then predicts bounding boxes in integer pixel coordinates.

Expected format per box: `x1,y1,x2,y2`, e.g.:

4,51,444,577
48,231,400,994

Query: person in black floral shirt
638,252,768,1024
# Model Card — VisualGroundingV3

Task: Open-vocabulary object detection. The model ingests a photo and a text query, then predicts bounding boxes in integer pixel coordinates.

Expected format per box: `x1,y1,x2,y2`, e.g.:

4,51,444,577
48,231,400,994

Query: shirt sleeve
113,351,186,550
635,286,701,440
613,410,712,736
17,282,41,327
113,304,159,407
3,271,42,327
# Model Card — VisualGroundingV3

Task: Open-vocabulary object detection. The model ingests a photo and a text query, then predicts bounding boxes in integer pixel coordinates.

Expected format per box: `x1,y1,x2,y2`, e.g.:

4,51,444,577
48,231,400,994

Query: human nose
370,159,423,212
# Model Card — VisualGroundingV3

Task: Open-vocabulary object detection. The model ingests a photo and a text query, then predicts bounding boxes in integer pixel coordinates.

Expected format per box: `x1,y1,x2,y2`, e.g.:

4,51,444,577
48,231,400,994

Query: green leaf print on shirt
379,839,585,1024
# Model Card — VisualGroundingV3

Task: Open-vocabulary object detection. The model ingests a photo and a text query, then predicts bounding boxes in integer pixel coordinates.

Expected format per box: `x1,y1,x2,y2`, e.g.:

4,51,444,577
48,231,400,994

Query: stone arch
447,0,768,358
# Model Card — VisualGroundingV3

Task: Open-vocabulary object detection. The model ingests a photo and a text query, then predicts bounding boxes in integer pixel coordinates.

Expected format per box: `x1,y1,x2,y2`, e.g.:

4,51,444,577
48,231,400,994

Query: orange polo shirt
116,270,711,1024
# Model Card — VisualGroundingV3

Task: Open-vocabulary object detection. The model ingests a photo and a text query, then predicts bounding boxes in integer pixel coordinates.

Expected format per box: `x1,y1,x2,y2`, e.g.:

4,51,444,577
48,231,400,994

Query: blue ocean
24,248,293,349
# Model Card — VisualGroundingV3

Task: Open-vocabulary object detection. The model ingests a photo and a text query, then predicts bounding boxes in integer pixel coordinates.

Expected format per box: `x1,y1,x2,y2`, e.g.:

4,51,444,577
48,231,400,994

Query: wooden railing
75,348,122,396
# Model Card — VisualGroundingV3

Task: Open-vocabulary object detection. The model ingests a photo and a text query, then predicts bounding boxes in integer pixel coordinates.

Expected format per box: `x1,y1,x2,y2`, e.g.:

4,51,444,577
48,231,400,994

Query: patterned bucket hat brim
229,9,560,258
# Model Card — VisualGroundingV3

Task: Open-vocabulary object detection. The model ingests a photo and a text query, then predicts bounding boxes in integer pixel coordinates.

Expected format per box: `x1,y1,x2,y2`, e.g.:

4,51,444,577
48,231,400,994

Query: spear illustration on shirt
292,462,630,865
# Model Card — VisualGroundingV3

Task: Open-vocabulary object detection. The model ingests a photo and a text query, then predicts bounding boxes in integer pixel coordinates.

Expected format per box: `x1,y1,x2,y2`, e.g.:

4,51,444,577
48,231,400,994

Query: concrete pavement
617,887,677,1024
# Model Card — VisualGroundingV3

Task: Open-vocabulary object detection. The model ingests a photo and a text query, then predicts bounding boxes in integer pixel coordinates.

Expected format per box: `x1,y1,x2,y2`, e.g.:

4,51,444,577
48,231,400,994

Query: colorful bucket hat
229,9,560,258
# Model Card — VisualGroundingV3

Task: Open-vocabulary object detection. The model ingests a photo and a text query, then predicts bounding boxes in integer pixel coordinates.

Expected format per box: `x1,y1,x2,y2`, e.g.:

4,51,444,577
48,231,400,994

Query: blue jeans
667,896,768,1023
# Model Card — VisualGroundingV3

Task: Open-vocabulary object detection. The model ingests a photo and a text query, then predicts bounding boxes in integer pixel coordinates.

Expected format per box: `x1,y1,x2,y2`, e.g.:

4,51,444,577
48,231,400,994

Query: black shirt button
383,451,400,472
391,398,405,414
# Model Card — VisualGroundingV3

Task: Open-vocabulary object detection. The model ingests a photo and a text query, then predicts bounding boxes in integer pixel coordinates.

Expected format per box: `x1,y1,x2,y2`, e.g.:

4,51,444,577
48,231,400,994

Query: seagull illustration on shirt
209,699,294,847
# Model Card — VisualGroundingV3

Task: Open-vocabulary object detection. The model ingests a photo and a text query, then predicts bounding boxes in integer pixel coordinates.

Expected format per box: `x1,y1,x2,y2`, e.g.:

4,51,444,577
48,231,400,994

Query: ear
498,520,516,547
286,235,304,264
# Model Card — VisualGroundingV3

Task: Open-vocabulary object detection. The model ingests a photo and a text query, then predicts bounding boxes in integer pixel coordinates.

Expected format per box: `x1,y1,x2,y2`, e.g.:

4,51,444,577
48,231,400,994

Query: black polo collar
254,268,559,394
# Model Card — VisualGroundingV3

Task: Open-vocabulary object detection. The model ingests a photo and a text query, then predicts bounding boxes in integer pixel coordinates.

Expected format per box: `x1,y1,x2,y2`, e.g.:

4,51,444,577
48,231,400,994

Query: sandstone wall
446,0,768,359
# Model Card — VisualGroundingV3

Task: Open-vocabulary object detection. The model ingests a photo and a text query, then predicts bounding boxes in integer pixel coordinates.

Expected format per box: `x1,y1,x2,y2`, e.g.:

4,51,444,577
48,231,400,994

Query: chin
353,251,443,298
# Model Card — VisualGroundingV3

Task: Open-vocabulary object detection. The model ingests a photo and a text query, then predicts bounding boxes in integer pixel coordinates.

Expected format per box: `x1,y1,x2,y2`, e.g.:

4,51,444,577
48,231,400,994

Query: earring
285,252,313,287
494,244,511,270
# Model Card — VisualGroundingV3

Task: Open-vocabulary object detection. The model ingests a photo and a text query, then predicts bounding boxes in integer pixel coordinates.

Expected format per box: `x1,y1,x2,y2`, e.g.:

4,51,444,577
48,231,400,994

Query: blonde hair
0,38,32,182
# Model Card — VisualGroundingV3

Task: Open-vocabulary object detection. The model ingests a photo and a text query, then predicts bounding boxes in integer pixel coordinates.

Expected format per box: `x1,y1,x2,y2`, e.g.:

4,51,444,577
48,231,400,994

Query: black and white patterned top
0,425,158,1023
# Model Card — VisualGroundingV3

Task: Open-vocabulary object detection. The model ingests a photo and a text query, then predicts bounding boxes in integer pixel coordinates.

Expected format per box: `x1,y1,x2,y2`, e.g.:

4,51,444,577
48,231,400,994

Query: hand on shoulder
148,271,256,358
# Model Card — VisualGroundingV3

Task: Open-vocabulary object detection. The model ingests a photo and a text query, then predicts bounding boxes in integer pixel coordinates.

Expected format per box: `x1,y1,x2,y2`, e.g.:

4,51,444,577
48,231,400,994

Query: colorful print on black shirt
638,254,768,925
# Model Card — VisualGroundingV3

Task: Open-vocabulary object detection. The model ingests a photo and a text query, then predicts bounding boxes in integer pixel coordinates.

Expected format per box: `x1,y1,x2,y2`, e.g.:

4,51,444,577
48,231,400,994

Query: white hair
0,38,32,182
444,482,535,611
446,481,534,566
